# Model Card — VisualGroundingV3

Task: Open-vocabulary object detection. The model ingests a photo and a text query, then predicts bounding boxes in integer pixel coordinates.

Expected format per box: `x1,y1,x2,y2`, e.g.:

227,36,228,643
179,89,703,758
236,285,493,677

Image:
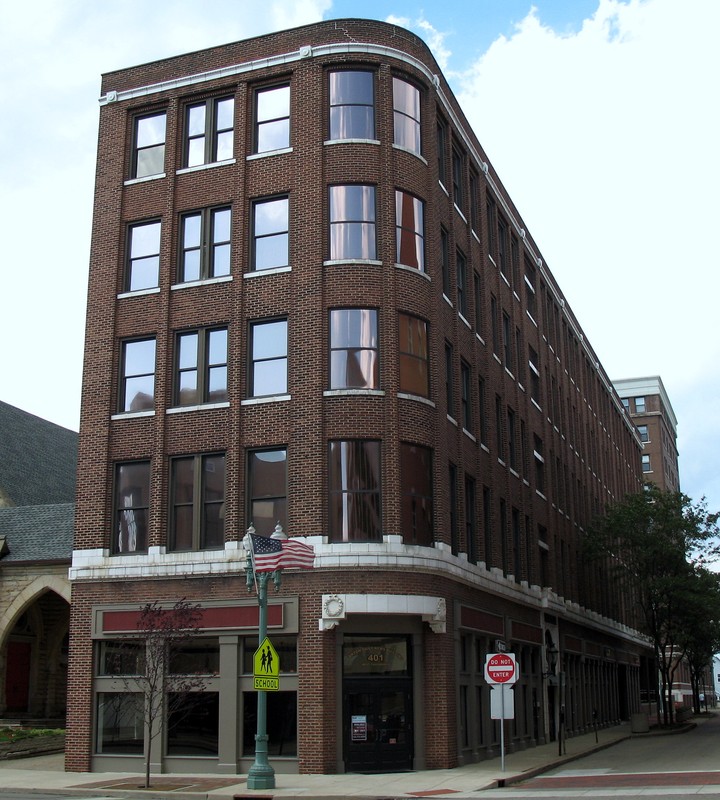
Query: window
329,185,376,260
170,453,225,550
126,220,160,292
474,271,483,334
461,360,472,431
465,475,477,563
534,435,545,494
329,70,374,139
478,376,488,446
510,234,520,290
495,395,504,460
497,216,509,278
638,424,649,443
393,77,421,154
395,190,424,270
452,145,464,210
328,440,381,542
507,406,517,471
97,692,144,754
180,207,231,282
441,227,450,296
490,294,499,355
248,448,287,537
400,443,433,545
642,453,651,472
445,342,454,415
486,199,497,259
525,257,537,320
255,84,290,153
132,112,166,179
249,319,288,397
502,310,512,371
469,168,480,232
252,196,289,271
168,693,219,755
456,249,467,317
635,396,646,413
437,118,447,184
185,96,234,167
329,308,378,389
120,338,155,412
529,345,541,405
175,327,228,406
398,313,429,397
113,461,150,554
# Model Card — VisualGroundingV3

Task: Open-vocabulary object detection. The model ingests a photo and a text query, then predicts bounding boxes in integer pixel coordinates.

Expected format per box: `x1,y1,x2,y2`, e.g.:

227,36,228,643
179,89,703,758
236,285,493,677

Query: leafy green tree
586,485,719,725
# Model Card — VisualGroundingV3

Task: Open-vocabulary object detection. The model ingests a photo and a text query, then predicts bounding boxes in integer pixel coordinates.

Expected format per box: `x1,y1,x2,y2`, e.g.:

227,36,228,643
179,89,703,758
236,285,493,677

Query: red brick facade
69,19,650,776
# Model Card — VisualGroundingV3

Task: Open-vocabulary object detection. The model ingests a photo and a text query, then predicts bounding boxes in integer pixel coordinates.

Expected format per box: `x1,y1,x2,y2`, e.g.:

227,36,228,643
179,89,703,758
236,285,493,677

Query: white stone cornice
319,593,446,633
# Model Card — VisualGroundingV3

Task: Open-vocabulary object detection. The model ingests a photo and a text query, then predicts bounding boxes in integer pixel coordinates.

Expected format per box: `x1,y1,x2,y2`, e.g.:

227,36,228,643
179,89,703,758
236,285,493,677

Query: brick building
68,19,652,775
613,376,679,491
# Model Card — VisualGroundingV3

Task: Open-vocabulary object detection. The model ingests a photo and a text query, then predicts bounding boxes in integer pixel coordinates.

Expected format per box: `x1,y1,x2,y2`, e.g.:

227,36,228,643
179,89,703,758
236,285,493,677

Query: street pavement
0,713,717,799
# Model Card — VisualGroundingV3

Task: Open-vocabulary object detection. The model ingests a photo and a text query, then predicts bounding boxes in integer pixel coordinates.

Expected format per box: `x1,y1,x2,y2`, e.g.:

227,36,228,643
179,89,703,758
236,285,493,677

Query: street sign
484,652,518,685
253,637,280,691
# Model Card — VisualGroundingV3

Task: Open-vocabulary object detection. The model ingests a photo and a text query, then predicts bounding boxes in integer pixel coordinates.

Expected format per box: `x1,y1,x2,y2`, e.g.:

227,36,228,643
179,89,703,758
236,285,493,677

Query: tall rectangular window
441,227,450,296
401,443,433,545
497,216,509,279
185,96,234,167
534,435,545,494
329,440,381,542
395,190,425,270
252,196,289,271
248,448,287,537
490,294,499,355
180,207,231,282
437,118,447,184
502,310,512,371
635,396,646,413
525,258,537,321
330,308,378,390
120,338,156,413
329,70,374,140
478,376,488,446
465,475,477,563
170,454,225,551
255,84,290,153
461,360,472,432
132,112,166,179
456,249,467,317
452,145,464,211
329,185,376,260
126,220,161,292
495,394,504,460
642,453,651,472
469,168,480,232
113,461,150,554
445,342,454,416
474,271,483,334
393,77,421,154
486,199,497,260
398,313,429,397
529,346,541,405
175,327,228,406
507,406,517,471
249,319,288,397
510,234,520,290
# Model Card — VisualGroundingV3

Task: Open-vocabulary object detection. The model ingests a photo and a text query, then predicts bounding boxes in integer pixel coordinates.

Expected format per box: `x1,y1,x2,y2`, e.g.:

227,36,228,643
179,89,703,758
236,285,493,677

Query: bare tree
116,599,206,788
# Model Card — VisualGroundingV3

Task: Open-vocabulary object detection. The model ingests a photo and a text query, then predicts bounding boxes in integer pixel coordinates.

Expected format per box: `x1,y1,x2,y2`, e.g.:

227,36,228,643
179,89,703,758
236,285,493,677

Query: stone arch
0,575,70,647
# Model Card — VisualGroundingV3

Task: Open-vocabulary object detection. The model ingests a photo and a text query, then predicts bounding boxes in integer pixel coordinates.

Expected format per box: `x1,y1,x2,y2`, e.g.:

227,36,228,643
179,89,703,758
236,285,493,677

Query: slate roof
0,503,74,562
0,401,78,507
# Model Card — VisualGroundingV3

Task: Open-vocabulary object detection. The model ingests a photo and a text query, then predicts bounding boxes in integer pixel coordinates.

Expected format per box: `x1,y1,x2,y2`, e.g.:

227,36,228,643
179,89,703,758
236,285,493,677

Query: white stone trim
319,593,446,633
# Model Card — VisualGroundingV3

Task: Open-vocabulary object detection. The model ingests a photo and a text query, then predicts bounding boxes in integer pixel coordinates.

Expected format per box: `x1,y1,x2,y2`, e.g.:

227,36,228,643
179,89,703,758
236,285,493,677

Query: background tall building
68,19,652,776
613,376,680,491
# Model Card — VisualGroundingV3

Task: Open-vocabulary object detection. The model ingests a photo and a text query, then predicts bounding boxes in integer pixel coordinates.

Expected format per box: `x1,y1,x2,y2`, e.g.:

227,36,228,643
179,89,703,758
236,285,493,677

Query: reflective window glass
393,78,421,154
328,440,381,542
329,308,378,390
127,221,160,292
121,338,155,412
250,319,288,396
256,85,290,153
329,70,374,139
329,185,376,260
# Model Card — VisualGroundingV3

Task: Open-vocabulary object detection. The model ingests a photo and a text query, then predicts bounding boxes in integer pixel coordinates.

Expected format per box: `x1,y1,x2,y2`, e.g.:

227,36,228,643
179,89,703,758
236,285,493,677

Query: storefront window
167,692,219,755
243,691,297,756
96,692,144,754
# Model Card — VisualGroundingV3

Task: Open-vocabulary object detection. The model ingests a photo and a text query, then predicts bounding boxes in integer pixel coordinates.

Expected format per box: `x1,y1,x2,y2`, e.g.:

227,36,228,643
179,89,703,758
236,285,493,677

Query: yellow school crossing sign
253,637,280,691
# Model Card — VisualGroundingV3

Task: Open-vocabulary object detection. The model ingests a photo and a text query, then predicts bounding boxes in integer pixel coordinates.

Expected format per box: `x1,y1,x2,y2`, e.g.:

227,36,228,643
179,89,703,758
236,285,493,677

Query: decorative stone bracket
319,593,446,633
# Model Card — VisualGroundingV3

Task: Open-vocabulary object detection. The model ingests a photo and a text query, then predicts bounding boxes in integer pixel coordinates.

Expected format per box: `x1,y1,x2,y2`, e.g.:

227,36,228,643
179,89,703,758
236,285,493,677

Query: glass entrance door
344,679,413,772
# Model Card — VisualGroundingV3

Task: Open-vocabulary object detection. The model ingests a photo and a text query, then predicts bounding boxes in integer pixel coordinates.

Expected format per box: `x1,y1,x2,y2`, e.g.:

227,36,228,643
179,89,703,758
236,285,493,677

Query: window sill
247,147,293,161
241,394,291,406
324,389,385,397
392,143,427,165
111,410,155,421
324,138,380,146
324,258,382,267
398,392,435,408
462,428,476,443
117,287,161,299
176,158,236,176
171,275,233,290
395,263,430,281
244,266,291,278
453,203,467,224
124,173,166,186
459,313,471,330
166,402,230,414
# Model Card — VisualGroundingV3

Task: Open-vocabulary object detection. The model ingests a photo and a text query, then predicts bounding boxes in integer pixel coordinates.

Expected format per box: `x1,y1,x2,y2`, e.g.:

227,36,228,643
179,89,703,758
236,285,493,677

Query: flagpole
244,523,285,790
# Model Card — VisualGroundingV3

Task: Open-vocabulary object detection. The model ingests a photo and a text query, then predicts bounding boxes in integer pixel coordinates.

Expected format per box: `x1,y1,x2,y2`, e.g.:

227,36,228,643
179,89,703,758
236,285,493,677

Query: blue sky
1,0,719,518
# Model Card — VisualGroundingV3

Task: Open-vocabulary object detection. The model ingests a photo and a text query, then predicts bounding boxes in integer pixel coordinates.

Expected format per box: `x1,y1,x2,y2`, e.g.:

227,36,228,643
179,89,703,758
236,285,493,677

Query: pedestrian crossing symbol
253,637,280,691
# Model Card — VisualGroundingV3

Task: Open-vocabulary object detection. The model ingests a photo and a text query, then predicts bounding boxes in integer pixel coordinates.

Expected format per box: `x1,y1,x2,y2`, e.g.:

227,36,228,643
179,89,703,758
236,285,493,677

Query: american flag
249,533,315,572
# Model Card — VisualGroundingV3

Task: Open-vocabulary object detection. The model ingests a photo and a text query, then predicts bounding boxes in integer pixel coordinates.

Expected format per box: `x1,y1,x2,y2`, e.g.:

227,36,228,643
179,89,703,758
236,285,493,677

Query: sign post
485,652,518,772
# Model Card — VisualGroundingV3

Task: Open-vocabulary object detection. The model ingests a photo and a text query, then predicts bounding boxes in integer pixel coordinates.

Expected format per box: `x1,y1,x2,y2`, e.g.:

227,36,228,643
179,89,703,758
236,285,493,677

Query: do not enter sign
484,652,518,685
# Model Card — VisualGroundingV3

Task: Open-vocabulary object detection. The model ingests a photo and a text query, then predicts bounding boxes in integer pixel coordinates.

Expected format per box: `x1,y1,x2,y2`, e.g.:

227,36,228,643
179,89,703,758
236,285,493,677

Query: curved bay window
329,185,376,261
398,313,429,398
395,190,424,271
329,70,375,140
392,77,421,154
329,308,379,390
400,443,433,545
329,440,381,542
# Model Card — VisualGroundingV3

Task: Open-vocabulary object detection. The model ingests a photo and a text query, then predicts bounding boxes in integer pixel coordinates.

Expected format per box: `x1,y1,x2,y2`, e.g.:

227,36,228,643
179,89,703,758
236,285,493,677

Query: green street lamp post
244,524,284,790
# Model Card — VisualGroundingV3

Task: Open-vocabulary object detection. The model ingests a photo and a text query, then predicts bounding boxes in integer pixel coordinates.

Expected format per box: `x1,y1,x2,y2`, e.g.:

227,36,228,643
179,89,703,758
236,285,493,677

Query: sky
0,0,718,516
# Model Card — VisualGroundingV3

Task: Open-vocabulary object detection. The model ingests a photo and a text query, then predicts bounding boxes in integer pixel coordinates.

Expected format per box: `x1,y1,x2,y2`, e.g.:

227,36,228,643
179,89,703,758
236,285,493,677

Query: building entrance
342,634,414,772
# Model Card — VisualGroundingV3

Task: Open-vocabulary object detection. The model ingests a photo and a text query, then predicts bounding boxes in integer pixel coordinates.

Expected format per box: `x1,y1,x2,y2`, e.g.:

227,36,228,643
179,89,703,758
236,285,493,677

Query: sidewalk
0,722,653,799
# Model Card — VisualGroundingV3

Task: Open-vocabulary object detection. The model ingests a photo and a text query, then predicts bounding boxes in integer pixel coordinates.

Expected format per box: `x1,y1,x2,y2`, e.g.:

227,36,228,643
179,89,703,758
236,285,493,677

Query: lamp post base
247,764,276,790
